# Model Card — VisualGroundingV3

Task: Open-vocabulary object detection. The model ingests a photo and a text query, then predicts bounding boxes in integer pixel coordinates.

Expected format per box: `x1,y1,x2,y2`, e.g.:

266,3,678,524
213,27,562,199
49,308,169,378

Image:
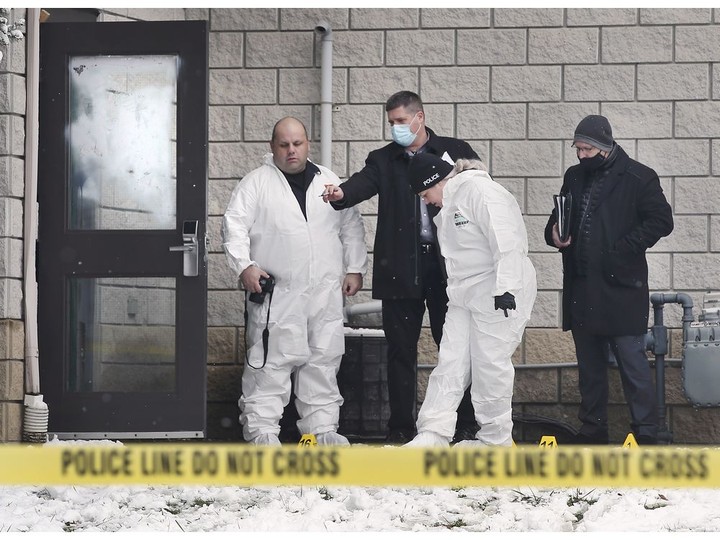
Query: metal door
37,21,208,438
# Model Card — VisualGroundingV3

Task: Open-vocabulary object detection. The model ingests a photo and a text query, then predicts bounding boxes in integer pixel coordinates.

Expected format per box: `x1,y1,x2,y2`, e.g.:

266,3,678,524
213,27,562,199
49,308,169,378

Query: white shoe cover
404,431,450,448
251,433,282,446
453,438,484,448
316,431,350,446
454,438,513,448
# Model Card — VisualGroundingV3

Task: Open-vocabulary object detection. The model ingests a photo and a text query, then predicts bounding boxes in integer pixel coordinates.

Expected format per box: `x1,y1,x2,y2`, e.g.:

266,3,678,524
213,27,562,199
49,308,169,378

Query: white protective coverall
416,169,537,446
222,154,367,441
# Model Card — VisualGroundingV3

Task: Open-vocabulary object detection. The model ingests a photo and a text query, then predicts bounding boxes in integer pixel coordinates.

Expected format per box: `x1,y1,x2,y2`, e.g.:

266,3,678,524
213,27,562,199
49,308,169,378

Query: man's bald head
271,117,309,143
270,117,310,175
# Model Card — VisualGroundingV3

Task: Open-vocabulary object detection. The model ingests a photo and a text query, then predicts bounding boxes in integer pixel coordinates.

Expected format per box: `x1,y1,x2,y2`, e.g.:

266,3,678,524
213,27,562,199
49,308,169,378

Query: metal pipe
315,21,332,168
343,300,382,323
344,300,382,318
648,292,694,445
651,300,670,443
419,362,580,370
651,292,694,342
420,359,682,372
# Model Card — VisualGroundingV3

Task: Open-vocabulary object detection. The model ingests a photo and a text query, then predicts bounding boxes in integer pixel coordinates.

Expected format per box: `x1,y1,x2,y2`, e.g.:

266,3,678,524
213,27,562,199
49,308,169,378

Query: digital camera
248,274,275,304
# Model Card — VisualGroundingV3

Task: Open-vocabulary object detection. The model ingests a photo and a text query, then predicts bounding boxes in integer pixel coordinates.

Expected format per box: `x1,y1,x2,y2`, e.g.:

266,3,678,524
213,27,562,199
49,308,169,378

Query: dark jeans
571,328,658,440
382,248,475,433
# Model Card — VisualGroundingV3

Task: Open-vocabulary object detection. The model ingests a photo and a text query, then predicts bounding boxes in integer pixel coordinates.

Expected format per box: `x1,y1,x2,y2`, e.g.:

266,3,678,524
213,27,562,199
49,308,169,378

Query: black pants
382,248,475,433
571,328,658,441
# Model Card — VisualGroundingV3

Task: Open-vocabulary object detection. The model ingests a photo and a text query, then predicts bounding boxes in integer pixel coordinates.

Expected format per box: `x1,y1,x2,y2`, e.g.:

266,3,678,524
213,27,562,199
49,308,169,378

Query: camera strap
244,289,273,370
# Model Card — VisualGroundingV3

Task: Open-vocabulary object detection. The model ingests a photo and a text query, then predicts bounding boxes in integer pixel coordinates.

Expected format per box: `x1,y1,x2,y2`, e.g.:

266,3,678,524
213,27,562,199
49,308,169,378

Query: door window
68,277,176,393
68,56,178,230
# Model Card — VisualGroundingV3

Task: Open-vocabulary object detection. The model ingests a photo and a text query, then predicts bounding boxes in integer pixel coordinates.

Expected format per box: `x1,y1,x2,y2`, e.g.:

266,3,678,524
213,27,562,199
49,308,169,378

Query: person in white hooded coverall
222,117,367,446
404,153,537,447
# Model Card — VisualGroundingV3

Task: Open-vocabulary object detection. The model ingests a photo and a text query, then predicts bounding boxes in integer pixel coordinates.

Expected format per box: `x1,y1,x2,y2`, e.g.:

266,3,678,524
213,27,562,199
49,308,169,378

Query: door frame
37,20,209,439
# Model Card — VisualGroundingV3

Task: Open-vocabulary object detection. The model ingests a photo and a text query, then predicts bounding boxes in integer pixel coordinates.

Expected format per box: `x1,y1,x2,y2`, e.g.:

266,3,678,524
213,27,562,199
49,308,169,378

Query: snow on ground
1,439,719,533
2,480,720,532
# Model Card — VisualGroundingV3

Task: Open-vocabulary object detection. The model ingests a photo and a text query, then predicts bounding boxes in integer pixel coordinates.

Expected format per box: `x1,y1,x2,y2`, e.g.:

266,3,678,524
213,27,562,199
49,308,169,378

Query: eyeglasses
572,144,597,155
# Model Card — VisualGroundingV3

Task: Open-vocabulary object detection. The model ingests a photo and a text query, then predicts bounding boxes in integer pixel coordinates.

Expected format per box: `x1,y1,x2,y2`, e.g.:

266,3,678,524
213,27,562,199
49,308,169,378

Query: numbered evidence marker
298,434,318,447
539,435,558,448
622,433,639,448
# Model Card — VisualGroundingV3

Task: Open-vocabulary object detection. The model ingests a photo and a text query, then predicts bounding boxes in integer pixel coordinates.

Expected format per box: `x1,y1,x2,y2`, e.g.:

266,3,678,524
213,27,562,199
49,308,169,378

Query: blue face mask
391,113,421,147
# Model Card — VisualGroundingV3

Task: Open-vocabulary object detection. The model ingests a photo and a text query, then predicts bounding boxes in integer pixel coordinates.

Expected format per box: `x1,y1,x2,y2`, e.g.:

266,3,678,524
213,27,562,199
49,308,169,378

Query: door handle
169,220,199,277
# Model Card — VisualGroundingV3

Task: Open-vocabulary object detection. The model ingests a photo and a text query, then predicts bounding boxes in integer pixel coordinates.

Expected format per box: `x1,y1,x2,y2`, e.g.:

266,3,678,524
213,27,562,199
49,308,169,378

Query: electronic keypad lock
169,220,199,277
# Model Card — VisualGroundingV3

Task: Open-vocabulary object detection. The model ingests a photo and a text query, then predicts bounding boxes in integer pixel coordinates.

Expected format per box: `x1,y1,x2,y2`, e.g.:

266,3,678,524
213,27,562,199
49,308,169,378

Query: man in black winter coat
322,91,480,444
545,115,673,445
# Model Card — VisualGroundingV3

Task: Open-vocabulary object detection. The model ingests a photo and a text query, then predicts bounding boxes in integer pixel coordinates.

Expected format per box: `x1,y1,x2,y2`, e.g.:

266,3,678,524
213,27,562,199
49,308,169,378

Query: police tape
0,444,717,488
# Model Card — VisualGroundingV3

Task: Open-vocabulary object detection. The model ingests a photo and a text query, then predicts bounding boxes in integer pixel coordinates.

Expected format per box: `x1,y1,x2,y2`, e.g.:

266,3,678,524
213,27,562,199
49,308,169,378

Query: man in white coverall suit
404,153,536,447
222,117,367,446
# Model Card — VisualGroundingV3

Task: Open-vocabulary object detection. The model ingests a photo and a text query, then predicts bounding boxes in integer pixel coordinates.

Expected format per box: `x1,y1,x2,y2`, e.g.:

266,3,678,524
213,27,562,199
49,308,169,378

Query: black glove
494,292,516,317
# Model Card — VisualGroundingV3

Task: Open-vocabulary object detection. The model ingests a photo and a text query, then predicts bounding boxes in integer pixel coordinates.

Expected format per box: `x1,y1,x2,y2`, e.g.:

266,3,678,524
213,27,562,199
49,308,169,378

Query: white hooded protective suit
416,168,537,446
222,154,367,441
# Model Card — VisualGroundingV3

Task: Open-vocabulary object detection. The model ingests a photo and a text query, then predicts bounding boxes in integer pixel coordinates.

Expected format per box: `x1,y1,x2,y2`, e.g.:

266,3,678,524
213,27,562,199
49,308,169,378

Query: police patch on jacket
453,211,469,228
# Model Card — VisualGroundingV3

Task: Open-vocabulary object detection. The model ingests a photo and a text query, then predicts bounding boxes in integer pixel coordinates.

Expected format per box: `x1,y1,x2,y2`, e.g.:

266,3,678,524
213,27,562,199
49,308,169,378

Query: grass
318,486,332,500
511,488,546,506
433,517,467,529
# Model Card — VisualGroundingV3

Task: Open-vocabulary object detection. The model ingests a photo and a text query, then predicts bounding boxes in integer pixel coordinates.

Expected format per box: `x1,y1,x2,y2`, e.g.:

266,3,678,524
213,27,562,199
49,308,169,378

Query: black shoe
452,425,478,444
385,429,414,444
566,432,609,445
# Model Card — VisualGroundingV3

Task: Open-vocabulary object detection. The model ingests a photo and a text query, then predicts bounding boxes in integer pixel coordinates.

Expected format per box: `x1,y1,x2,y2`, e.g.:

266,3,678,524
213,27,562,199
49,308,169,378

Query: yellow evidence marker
539,435,558,448
622,433,639,448
298,434,318,447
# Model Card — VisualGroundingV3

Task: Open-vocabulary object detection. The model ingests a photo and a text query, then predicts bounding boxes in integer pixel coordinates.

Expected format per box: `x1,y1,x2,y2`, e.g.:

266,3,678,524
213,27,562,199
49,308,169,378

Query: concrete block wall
0,8,26,441
194,7,720,442
0,7,693,442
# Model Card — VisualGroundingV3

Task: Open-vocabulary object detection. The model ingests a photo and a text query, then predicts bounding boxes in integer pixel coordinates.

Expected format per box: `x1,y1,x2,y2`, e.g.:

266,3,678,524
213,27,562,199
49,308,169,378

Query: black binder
553,193,572,242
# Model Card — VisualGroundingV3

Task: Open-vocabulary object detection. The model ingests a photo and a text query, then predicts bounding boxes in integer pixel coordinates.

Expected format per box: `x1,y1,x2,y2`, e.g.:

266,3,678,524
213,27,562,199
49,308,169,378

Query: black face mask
578,152,606,171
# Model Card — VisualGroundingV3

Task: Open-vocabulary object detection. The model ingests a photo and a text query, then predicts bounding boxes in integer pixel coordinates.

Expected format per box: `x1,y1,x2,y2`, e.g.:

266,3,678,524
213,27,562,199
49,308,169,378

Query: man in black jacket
322,91,479,444
545,115,673,445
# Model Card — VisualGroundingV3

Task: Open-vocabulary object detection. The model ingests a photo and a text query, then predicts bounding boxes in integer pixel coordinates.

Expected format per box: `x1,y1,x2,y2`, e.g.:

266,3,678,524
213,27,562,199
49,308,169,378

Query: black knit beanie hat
407,152,454,194
573,115,614,152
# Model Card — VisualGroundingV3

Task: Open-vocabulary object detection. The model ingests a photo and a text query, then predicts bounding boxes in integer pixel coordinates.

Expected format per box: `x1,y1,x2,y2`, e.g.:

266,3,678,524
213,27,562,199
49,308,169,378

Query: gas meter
684,292,720,407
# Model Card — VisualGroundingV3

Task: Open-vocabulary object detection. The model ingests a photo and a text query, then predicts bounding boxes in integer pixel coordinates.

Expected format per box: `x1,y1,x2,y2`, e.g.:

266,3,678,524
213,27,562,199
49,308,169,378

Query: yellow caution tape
0,443,718,488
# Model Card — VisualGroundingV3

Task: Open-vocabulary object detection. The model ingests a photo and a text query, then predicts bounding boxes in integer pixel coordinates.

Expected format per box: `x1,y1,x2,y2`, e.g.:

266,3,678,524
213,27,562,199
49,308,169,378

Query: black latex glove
494,292,516,317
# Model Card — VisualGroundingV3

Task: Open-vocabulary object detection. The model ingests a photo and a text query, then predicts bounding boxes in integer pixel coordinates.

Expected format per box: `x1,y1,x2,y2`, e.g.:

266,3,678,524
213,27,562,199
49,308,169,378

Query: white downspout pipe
315,22,332,168
313,24,382,338
22,8,49,443
343,300,382,324
314,23,380,331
